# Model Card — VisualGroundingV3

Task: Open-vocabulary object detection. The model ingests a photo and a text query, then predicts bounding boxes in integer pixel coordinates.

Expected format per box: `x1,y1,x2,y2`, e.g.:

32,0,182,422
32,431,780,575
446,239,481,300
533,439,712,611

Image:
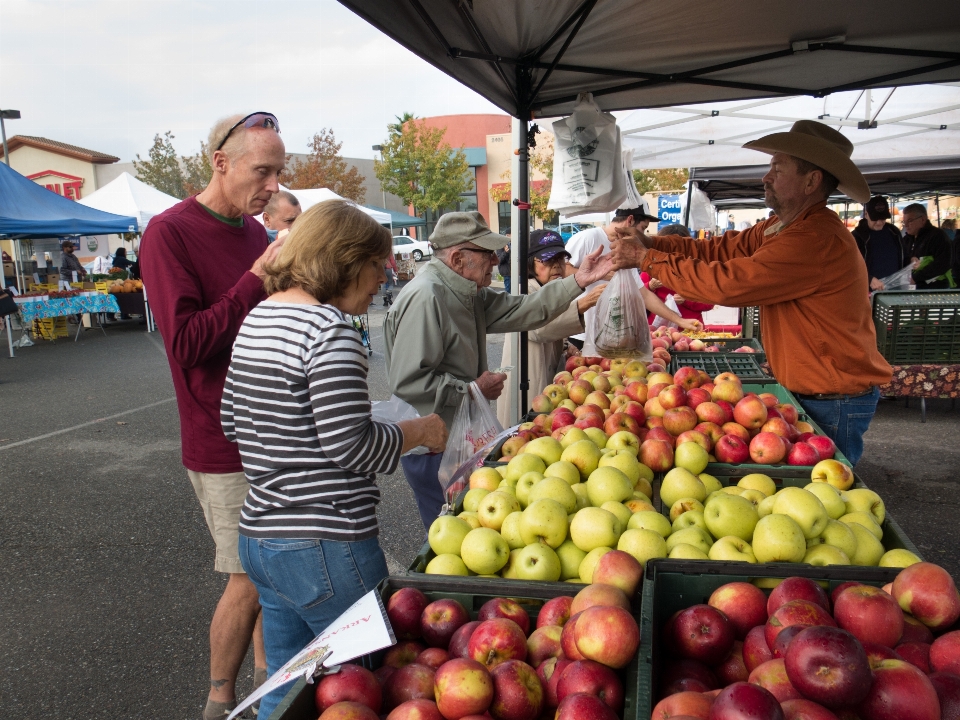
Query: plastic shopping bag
875,265,915,292
437,383,504,498
593,270,653,360
651,294,681,330
371,395,429,455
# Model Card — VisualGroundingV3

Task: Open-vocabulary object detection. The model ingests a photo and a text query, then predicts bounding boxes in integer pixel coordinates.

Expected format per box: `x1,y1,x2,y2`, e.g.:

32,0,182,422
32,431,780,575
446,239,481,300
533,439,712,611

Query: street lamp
372,144,387,209
1,109,21,166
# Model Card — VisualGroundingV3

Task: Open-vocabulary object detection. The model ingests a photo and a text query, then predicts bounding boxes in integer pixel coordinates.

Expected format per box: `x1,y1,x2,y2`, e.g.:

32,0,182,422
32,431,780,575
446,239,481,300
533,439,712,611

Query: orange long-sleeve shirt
641,204,892,395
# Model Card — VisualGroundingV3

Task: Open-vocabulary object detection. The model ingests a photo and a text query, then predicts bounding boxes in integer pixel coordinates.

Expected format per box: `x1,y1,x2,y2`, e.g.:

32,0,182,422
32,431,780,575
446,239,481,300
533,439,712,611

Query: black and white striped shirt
221,302,404,541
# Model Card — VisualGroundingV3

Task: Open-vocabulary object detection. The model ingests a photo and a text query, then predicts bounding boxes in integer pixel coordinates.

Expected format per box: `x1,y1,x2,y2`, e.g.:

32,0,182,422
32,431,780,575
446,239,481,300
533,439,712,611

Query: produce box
636,559,903,720
669,352,771,382
872,289,960,364
271,574,643,720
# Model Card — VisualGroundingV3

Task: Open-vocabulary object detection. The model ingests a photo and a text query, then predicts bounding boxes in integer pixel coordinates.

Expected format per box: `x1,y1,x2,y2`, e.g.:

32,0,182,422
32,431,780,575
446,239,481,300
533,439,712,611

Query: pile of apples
650,326,757,354
651,469,917,568
313,582,641,720
519,361,843,472
651,562,960,720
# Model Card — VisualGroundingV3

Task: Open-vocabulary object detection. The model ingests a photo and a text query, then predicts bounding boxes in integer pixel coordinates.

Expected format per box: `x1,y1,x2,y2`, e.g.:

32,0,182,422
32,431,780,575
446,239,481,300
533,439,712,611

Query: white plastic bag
437,382,503,494
371,395,429,455
593,270,653,360
619,148,644,210
875,265,915,292
651,294,681,330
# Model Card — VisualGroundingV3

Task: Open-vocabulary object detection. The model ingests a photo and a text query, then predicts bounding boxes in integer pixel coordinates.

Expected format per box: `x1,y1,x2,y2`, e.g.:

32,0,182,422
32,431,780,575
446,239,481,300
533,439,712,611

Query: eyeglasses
459,246,496,257
215,112,280,152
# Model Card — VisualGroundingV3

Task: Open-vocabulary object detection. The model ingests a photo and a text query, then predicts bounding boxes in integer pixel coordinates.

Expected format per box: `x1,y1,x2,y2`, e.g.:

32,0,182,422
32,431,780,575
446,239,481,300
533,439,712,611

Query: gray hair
207,114,247,164
658,223,692,237
264,190,300,216
902,203,927,219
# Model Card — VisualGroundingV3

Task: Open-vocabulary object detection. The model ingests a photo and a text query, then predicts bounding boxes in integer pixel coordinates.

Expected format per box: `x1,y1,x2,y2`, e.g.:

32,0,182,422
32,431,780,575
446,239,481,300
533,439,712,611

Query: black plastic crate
669,352,772,382
872,290,960,364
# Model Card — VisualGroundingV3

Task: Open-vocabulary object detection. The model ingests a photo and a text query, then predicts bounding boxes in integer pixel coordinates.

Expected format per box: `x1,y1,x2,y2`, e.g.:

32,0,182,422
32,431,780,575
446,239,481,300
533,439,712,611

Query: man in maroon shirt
140,112,286,720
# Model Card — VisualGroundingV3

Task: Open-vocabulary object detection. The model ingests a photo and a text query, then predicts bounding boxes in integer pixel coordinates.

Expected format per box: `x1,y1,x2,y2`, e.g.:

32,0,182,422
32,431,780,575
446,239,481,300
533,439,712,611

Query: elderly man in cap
610,120,892,465
852,196,910,291
384,212,613,529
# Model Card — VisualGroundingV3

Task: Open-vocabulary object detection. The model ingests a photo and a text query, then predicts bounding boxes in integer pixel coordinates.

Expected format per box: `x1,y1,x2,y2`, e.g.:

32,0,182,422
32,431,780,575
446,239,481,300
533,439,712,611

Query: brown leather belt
794,387,876,401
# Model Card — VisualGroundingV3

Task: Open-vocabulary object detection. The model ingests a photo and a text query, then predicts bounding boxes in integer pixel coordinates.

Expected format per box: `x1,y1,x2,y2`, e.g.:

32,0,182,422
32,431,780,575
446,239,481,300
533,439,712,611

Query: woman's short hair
262,200,391,302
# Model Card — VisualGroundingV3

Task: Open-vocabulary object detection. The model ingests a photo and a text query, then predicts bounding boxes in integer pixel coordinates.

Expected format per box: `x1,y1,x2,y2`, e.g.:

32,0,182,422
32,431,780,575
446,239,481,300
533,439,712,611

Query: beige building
1,136,120,201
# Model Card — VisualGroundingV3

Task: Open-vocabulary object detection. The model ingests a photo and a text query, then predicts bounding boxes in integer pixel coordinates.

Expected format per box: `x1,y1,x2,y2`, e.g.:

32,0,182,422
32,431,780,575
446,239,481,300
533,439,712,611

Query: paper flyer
228,589,396,720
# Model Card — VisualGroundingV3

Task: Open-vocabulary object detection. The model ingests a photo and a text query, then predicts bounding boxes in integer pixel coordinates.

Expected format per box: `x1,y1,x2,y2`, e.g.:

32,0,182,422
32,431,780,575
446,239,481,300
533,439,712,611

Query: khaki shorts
187,470,249,574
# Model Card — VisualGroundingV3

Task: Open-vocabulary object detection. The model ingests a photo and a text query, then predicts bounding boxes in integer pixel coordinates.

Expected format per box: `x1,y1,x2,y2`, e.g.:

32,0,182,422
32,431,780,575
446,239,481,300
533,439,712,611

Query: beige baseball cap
429,211,504,250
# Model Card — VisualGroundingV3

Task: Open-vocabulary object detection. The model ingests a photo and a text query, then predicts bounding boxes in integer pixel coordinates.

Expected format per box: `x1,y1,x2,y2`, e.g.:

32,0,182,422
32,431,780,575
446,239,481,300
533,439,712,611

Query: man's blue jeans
796,387,880,466
238,535,388,719
399,452,445,532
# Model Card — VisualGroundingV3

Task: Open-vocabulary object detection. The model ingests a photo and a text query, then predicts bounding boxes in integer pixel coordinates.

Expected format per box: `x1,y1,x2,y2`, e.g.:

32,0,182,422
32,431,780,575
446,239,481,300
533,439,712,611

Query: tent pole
506,119,522,426
517,111,531,417
683,169,694,227
935,194,941,224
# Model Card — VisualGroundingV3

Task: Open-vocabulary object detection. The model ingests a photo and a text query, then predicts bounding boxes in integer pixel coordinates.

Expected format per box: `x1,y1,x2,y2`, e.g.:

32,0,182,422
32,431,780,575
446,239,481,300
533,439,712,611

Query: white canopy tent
280,187,391,225
76,172,179,232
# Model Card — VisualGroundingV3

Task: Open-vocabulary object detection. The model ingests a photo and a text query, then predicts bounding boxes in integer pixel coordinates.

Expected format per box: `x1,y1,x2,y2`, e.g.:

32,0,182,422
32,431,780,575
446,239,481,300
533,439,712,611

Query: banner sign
658,194,682,224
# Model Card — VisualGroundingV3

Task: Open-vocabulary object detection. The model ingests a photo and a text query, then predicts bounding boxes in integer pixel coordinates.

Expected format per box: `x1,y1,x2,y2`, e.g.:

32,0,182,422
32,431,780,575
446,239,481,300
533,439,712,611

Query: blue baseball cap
528,230,569,262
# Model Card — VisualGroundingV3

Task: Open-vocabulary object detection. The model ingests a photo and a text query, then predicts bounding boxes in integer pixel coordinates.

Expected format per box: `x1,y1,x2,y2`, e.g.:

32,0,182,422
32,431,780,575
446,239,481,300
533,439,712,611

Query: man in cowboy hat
609,120,892,465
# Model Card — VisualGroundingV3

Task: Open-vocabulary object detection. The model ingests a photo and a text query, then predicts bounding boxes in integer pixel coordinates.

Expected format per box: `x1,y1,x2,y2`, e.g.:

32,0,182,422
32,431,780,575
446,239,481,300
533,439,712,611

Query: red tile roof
1,135,120,164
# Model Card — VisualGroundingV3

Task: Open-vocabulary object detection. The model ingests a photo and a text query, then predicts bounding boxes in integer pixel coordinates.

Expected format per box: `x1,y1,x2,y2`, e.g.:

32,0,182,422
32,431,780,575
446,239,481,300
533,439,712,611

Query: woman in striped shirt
222,200,447,718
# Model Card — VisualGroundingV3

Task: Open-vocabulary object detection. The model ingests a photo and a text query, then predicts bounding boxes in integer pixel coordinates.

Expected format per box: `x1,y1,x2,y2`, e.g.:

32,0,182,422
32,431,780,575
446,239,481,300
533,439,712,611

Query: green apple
842,488,886,525
840,512,883,540
757,494,778,517
635,475,654,499
496,466,508,478
500,548,523,578
520,499,569,548
514,542,562,581
804,482,846,520
666,526,713,555
847,522,884,566
529,476,578,513
704,494,759,541
752,514,807,563
497,483,517,496
738,488,766,508
600,501,631,533
772,487,829,539
578,546,612,583
803,544,851,566
516,471,545,507
500,511,525,549
460,527,510,574
477,491,521,531
586,466,633,506
583,427,607,448
571,483,590,510
674,441,709,475
561,440,603,481
498,476,518,488
555,539,588,580
544,460,581,486
669,498,705,523
569,506,621,552
813,518,858,559
617,528,668,568
722,486,746,495
463,488,490,513
428,515,472,555
598,449,643,484
628,510,673,538
558,427,589,448
669,543,709,560
520,436,564,466
606,430,641,457
879,548,922,568
425,553,470,575
506,453,546,482
738,473,777,497
709,536,757,563
660,467,707,508
699,473,723,495
672,510,708,534
458,511,481,529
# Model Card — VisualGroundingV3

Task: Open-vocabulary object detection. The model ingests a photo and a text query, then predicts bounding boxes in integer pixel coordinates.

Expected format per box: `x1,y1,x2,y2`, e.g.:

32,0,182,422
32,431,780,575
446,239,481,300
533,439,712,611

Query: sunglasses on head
215,112,280,151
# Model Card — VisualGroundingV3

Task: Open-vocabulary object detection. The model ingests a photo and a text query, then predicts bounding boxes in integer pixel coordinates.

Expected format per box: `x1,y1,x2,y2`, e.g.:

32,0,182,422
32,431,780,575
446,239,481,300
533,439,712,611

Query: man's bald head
263,190,302,231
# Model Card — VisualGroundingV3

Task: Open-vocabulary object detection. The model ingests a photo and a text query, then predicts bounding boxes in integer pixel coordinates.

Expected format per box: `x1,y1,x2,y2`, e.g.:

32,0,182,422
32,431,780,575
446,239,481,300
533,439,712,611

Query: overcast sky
0,0,502,163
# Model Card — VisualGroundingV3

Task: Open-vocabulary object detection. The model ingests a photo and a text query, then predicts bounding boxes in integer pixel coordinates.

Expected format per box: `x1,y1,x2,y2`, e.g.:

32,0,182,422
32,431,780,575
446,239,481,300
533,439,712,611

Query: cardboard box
3,262,14,277
46,273,61,284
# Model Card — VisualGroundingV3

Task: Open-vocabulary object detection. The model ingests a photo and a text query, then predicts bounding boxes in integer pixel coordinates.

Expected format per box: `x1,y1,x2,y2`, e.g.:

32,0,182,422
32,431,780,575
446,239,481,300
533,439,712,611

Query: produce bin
636,558,903,720
872,290,960,364
669,352,771,382
271,574,643,720
675,337,764,354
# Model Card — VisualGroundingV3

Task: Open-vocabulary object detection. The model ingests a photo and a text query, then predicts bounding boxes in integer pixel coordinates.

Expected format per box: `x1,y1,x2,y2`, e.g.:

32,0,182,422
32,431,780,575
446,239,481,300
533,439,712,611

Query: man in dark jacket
852,196,908,291
496,232,511,293
901,203,955,290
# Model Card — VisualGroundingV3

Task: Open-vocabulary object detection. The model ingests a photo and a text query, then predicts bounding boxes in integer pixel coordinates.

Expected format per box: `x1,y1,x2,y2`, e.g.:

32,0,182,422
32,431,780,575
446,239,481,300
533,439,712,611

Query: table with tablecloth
15,294,121,323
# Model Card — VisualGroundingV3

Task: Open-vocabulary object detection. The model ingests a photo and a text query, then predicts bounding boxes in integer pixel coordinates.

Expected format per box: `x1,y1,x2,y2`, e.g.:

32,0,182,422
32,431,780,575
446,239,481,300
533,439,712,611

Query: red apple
553,370,574,385
721,421,749,441
416,648,450,670
734,397,768,430
772,625,810,658
743,625,774,672
468,619,528,669
714,400,735,424
650,691,713,720
619,400,647,426
780,699,840,720
686,387,712,409
663,406,699,436
673,367,702,391
765,406,783,420
386,699,444,720
709,682,784,720
375,665,396,686
928,672,960,720
555,660,624,712
749,432,786,463
316,663,382,714
659,385,688,410
748,658,802,703
662,677,711,695
571,583,630,615
536,656,571,709
784,626,871,708
536,596,573,630
901,614,936,644
712,381,745,405
383,663,436,711
829,582,864,606
715,641,749,684
478,598,531,636
448,621,482,659
560,612,585,661
862,641,903,668
695,402,727,425
574,414,604,431
591,550,644,597
433,658,494,720
671,604,735,665
647,426,676,447
555,693,618,720
930,630,960,675
388,588,429,640
488,660,542,720
676,429,713,453
646,415,665,430
857,659,941,720
648,389,670,409
833,584,904,648
640,438,674,472
574,605,640,669
765,600,836,649
320,701,381,720
776,404,799,425
695,421,726,447
525,625,562,667
625,381,649,404
806,435,836,460
787,442,821,466
757,392,779,408
768,577,831,616
714,435,750,464
660,657,719,692
565,356,586,372
422,599,471,648
709,582,768,640
551,410,575,431
603,411,642,436
896,641,932,672
892,562,960,631
385,641,428,668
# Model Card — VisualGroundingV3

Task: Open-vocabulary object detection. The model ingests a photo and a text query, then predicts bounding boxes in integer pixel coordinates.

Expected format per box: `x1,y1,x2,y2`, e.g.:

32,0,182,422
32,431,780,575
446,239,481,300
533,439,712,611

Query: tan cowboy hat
742,120,870,204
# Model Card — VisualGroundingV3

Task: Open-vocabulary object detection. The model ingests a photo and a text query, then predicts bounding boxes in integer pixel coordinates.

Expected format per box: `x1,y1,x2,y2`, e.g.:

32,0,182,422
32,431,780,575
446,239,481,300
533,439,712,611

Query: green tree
182,142,212,197
284,129,366,202
374,118,471,215
632,168,689,194
133,131,185,198
490,134,556,223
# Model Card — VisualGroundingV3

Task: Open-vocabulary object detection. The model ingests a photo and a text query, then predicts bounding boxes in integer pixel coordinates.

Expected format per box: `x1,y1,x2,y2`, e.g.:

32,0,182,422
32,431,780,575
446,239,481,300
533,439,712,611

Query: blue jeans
796,387,880,466
399,452,445,532
238,534,389,719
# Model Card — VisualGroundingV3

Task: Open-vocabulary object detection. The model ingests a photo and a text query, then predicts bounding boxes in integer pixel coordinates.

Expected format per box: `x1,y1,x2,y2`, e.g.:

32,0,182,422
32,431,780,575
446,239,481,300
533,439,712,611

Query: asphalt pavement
0,299,957,719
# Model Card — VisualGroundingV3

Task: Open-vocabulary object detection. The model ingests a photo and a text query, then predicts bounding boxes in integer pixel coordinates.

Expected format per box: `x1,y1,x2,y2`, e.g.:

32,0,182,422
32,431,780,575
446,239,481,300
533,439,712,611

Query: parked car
392,236,433,262
558,223,592,242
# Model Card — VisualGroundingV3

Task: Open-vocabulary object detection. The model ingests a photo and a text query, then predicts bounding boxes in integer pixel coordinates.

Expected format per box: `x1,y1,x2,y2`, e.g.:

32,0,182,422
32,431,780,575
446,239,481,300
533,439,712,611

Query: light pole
371,144,387,210
0,109,21,166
